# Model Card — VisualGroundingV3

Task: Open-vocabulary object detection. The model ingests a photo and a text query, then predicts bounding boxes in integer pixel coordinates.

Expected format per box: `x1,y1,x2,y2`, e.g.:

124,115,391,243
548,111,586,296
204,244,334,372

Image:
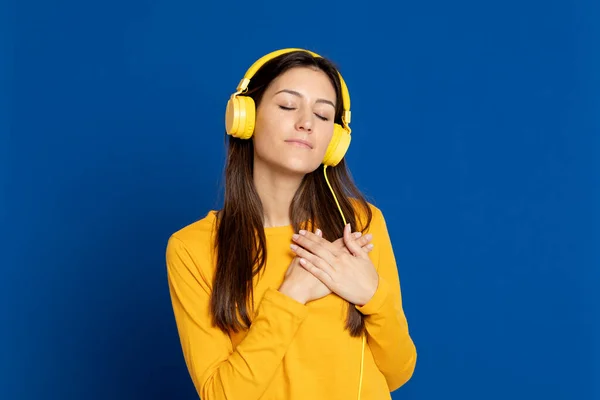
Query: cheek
254,105,284,138
317,127,334,154
252,116,281,154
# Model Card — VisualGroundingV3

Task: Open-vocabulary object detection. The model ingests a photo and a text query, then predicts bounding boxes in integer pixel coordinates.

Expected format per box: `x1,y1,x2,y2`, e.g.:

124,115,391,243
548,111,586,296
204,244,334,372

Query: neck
253,161,304,228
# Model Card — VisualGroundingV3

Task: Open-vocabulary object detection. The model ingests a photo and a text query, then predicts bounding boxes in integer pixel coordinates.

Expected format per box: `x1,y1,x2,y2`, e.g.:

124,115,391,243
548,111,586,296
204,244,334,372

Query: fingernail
316,229,322,236
292,234,300,240
367,244,374,249
365,234,372,241
299,230,307,235
290,244,298,251
353,232,362,238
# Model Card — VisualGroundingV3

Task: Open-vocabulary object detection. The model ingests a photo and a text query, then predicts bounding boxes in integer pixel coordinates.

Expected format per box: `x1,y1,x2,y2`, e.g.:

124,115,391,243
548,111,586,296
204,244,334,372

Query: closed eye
279,105,329,121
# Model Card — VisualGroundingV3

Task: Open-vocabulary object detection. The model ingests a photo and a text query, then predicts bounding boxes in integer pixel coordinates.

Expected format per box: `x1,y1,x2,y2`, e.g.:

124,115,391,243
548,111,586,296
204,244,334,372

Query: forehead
268,67,336,99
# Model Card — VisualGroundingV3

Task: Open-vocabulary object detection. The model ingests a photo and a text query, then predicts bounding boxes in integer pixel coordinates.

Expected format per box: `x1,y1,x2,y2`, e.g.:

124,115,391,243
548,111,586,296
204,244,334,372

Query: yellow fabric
165,203,417,400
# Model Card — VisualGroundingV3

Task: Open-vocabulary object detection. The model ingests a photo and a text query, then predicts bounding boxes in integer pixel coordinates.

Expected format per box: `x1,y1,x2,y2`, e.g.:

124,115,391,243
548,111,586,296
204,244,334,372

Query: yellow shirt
165,203,417,400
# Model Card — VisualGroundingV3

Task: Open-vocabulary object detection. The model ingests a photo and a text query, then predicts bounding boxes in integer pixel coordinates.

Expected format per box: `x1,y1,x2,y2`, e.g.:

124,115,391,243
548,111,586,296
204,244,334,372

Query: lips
285,139,313,149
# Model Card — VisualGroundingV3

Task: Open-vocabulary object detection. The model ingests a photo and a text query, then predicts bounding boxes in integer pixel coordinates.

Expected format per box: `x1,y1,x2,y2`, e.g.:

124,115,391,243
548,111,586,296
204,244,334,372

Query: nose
295,109,313,133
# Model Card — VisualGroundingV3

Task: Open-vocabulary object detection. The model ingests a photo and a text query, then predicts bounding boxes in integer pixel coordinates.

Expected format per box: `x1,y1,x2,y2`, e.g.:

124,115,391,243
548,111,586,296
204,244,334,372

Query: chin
287,161,320,175
270,156,322,177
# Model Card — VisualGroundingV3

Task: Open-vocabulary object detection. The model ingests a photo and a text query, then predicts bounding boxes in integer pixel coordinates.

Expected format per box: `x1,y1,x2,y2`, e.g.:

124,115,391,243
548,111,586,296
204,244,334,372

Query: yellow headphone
225,48,366,400
225,47,352,168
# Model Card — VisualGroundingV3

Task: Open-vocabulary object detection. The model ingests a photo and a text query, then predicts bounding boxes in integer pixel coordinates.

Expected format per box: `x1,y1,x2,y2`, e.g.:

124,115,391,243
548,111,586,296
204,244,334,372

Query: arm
166,235,308,400
355,207,417,391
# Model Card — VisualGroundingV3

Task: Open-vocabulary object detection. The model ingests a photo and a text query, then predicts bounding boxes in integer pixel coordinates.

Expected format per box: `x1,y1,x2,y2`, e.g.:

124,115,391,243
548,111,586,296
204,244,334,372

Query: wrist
358,278,379,307
278,283,307,305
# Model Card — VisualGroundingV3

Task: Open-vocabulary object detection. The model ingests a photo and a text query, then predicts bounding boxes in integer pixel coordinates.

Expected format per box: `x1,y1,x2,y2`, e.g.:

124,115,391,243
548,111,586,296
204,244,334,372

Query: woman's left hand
290,223,379,307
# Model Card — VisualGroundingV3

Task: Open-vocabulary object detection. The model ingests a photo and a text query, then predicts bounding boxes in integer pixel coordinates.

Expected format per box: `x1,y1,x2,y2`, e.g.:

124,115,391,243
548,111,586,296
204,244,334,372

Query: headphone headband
233,48,351,127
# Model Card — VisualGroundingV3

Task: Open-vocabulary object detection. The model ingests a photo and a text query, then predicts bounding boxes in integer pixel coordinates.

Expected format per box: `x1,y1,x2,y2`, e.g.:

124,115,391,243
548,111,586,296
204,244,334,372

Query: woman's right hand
278,255,330,304
278,229,374,304
332,230,374,255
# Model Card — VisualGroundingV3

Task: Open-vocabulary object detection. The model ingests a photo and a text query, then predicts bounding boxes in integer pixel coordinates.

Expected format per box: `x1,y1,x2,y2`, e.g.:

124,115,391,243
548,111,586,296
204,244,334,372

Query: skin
252,66,337,228
290,224,379,307
251,66,379,306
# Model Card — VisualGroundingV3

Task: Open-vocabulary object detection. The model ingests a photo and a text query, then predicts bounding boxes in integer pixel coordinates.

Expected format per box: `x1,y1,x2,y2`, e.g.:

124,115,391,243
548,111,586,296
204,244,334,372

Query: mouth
285,139,313,149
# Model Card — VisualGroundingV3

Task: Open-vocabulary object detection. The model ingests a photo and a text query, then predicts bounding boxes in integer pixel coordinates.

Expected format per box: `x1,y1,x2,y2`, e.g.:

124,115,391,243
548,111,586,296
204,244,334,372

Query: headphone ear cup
225,96,239,135
225,95,256,139
323,123,351,167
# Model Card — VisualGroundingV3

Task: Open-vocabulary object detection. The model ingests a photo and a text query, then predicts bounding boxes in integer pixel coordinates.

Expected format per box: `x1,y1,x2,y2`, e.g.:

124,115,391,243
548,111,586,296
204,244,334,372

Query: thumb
343,224,367,258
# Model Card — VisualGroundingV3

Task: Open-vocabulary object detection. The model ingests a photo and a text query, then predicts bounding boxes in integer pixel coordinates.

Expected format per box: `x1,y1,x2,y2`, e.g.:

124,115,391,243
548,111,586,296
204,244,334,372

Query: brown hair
211,50,373,337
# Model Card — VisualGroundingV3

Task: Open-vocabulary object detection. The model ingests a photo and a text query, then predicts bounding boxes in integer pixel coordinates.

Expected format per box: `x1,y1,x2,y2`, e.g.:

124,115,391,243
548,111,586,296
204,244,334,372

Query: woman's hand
280,227,374,305
317,228,374,255
279,255,331,305
290,224,380,307
331,230,374,255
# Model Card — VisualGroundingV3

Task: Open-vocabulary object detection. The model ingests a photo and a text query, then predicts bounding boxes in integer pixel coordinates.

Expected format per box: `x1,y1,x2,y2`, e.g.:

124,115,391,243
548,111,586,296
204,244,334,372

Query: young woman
166,48,417,400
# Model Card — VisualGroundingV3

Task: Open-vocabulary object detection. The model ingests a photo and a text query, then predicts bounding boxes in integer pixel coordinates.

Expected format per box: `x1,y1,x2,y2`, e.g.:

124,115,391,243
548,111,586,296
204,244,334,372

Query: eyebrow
275,89,335,108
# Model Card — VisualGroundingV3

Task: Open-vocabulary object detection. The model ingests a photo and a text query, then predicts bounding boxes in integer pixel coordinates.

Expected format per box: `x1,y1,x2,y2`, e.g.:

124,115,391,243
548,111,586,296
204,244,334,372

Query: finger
341,239,373,254
333,236,351,255
321,229,366,247
343,224,369,259
334,231,368,248
290,243,336,276
306,228,348,250
333,231,372,255
355,232,373,248
298,257,333,286
292,231,336,264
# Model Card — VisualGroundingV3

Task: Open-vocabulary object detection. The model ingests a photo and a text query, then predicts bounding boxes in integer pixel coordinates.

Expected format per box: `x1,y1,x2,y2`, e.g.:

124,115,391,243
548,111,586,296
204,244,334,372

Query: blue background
2,0,598,399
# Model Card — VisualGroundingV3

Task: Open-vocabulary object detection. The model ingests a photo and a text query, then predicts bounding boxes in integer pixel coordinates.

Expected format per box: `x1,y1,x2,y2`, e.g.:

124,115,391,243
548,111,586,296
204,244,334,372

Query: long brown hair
211,50,373,337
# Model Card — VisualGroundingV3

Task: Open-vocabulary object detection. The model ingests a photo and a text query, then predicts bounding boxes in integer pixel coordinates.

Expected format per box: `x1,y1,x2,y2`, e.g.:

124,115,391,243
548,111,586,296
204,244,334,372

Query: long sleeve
165,235,309,400
355,206,417,391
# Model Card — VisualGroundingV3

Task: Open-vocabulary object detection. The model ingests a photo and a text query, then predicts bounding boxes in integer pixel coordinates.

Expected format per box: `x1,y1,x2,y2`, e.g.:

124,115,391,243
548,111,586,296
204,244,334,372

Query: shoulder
169,210,219,247
165,210,219,278
349,197,386,231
